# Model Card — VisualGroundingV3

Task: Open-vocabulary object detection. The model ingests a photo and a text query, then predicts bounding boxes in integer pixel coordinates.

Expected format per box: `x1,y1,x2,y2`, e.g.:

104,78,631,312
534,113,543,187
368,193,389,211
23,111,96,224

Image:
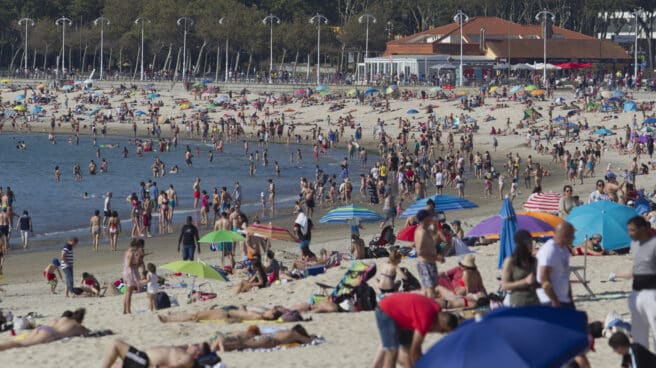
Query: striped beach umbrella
319,205,383,224
246,223,297,242
523,192,561,214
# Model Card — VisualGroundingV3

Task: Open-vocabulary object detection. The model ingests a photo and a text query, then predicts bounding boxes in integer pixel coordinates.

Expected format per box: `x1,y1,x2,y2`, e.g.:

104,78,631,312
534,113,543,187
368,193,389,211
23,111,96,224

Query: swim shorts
123,346,150,368
0,226,8,236
416,261,438,289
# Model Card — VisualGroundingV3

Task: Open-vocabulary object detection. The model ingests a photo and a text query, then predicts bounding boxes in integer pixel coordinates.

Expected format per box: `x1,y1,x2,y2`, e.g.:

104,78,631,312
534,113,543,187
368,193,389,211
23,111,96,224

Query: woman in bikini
0,308,89,351
108,211,121,252
376,250,402,294
158,192,169,234
123,240,142,314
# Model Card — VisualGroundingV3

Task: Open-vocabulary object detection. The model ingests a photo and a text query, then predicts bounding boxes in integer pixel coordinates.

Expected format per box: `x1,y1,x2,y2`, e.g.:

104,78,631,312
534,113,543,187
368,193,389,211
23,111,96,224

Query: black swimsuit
123,346,149,368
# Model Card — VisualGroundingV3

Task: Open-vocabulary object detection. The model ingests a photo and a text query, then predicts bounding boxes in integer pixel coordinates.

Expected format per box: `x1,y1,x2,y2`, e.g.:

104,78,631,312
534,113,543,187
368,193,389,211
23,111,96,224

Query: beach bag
353,283,377,311
155,292,171,310
399,267,421,292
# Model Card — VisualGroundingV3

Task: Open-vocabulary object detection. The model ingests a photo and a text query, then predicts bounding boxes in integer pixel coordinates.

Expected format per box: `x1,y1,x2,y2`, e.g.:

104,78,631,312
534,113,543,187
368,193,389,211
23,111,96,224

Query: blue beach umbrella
644,117,656,125
87,107,101,116
498,197,518,269
15,94,25,102
320,205,383,224
315,85,328,92
561,122,578,128
400,195,478,219
416,306,589,368
593,128,613,135
31,106,42,114
135,110,146,116
566,200,637,250
147,93,159,99
407,109,419,114
612,90,625,98
509,85,522,94
363,87,378,95
552,115,565,123
62,85,73,91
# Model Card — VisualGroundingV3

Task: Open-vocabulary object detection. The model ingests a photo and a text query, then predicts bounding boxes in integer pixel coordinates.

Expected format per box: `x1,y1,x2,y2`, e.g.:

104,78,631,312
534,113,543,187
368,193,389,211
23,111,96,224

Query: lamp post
632,9,640,86
177,17,194,82
135,17,150,81
359,13,376,84
453,10,469,87
18,18,34,74
55,17,72,77
263,14,280,84
535,9,555,85
309,13,328,86
94,16,110,80
218,18,229,83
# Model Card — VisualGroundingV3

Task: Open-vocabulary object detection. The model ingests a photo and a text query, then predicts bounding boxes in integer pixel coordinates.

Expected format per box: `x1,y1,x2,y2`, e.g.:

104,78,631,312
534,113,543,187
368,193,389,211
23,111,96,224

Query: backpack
399,267,421,292
353,283,377,311
155,292,171,310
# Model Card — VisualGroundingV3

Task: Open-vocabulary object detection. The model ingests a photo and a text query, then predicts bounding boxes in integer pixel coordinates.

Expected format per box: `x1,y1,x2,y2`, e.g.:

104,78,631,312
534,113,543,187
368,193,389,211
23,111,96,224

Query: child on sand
145,263,158,312
44,258,63,294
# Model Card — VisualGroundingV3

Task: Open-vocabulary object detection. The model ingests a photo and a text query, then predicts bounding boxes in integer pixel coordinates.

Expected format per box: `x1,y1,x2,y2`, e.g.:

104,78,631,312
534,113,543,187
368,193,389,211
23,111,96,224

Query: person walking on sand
60,237,77,298
414,209,444,298
17,210,32,249
178,216,200,261
536,222,574,308
89,210,101,251
123,239,141,314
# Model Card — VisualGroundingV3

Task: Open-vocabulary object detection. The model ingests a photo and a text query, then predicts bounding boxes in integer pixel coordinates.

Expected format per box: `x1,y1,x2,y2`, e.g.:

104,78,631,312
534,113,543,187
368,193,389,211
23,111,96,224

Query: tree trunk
246,53,252,80
43,44,49,70
194,40,207,76
234,50,240,80
9,47,22,74
133,47,141,79
32,48,37,69
215,43,220,82
119,47,123,76
279,48,286,75
164,44,173,71
173,46,182,81
293,51,299,76
107,48,112,73
68,47,72,72
81,44,88,73
92,47,98,72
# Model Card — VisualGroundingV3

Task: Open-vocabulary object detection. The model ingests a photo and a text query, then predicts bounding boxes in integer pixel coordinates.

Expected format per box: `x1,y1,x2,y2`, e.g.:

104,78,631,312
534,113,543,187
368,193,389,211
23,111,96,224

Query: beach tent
623,100,637,112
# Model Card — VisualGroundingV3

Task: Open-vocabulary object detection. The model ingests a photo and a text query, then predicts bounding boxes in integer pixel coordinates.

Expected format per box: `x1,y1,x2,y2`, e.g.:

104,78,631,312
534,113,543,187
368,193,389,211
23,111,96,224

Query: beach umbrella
315,85,328,92
364,87,378,95
284,108,295,113
612,90,625,98
206,103,217,109
509,85,522,94
518,211,563,228
553,97,566,103
407,109,419,114
161,260,226,281
15,95,25,102
524,85,537,92
31,106,42,114
644,117,656,125
246,223,297,242
147,93,159,99
523,192,561,213
488,86,498,94
319,90,331,96
466,214,553,238
530,89,545,96
624,100,637,112
498,198,518,269
561,122,578,128
566,200,637,250
464,117,477,124
13,105,26,112
180,102,192,110
294,89,307,96
385,85,398,94
1,79,10,84
320,205,384,224
400,195,478,219
62,85,73,91
430,86,442,93
416,306,589,368
135,110,146,116
552,115,566,123
198,230,245,243
214,95,230,104
87,107,101,116
607,96,623,103
593,128,613,135
347,88,357,97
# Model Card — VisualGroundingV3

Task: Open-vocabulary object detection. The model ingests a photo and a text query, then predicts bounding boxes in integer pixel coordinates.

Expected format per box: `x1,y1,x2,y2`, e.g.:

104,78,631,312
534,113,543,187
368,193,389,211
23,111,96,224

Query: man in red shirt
373,293,458,368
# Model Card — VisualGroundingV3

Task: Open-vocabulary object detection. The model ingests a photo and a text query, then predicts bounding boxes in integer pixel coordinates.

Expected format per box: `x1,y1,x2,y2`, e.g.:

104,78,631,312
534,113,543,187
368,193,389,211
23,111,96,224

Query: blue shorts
375,308,413,351
62,267,74,291
298,239,310,250
182,244,195,261
217,242,233,253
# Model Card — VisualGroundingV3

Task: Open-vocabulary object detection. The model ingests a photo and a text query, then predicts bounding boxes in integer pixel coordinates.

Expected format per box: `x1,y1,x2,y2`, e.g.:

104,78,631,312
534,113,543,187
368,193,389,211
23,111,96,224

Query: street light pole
263,14,280,84
309,13,328,86
359,13,376,84
18,18,34,74
535,9,555,85
632,9,640,86
453,10,469,87
135,17,150,81
55,17,72,77
177,17,194,82
94,16,110,80
218,18,229,83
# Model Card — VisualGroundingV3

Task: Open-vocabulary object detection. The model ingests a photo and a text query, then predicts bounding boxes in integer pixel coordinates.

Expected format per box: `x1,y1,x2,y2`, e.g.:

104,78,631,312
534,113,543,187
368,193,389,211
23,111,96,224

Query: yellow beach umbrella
488,86,498,94
13,105,26,112
530,89,545,96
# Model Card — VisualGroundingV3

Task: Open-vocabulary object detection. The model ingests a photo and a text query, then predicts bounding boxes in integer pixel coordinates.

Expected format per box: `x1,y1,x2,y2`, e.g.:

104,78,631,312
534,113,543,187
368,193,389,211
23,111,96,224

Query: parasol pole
583,234,588,285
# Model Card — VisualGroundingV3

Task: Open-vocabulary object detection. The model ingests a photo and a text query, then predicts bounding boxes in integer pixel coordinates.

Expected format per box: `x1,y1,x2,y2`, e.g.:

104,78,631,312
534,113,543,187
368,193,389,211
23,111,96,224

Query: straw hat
459,254,477,269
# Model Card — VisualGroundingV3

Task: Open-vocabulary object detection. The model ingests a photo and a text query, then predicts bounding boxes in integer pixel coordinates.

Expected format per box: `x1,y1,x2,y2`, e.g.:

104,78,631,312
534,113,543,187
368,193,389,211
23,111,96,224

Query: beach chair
311,262,377,310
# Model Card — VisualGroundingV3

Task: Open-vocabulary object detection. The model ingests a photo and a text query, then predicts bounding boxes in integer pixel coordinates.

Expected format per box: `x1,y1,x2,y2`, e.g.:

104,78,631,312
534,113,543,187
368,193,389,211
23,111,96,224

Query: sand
0,81,653,367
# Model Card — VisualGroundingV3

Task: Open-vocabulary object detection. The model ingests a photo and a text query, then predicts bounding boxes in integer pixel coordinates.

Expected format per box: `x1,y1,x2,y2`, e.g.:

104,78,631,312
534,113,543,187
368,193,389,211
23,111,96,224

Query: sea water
0,133,364,244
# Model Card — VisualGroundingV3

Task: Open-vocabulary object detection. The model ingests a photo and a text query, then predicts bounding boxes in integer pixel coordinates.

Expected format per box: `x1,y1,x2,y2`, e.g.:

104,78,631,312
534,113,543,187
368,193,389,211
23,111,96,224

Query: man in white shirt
588,180,609,204
536,222,574,308
435,171,444,194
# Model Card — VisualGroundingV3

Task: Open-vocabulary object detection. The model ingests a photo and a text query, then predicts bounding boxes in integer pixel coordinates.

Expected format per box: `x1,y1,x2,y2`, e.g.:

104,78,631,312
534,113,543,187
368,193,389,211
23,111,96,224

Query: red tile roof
486,39,630,60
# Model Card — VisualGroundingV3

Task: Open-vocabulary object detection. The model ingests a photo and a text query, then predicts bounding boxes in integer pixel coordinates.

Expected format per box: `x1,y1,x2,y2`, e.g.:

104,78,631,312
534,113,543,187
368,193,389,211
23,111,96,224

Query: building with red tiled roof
359,16,629,83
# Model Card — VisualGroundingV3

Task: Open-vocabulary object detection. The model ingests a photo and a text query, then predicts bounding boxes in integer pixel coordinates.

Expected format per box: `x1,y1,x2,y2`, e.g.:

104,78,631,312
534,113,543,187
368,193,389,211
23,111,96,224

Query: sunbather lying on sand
0,308,90,351
212,324,315,352
158,305,288,323
101,338,214,368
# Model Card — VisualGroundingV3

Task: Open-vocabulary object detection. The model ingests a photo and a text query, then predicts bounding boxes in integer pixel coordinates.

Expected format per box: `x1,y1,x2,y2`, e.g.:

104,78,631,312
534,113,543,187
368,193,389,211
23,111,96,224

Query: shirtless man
267,179,276,215
158,305,285,323
90,210,101,251
0,208,10,256
214,212,234,267
414,209,444,298
192,177,201,208
166,185,177,222
103,192,112,229
101,339,208,368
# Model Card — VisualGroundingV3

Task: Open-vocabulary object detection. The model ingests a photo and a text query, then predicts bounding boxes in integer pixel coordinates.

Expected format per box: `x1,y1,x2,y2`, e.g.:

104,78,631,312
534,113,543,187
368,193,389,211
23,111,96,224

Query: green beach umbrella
524,85,537,92
198,230,245,243
161,260,226,281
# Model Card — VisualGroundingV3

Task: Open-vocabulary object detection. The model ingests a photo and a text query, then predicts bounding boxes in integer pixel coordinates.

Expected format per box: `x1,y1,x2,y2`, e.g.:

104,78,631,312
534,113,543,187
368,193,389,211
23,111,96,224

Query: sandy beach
0,80,654,367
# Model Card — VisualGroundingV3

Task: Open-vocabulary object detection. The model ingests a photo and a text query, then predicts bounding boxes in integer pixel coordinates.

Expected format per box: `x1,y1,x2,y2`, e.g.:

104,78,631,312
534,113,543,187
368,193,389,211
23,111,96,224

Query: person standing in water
89,210,101,251
268,179,276,216
192,177,201,209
